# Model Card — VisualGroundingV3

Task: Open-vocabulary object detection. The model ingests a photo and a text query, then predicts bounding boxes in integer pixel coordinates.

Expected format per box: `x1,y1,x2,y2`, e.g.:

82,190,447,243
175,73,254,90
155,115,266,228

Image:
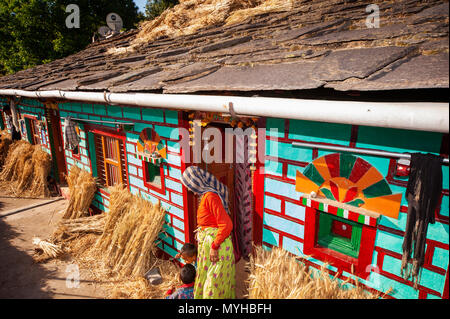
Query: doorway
186,122,253,259
45,106,67,184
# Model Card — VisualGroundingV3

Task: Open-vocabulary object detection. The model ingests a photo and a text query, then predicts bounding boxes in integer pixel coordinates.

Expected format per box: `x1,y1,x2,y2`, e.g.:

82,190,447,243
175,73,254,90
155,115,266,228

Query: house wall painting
1,97,448,300
0,0,448,301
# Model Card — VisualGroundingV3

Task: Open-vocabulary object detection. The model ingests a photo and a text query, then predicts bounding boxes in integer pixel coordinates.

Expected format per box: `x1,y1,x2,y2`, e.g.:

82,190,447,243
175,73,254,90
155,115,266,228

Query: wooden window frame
142,161,166,194
23,115,41,145
85,124,129,189
303,207,376,278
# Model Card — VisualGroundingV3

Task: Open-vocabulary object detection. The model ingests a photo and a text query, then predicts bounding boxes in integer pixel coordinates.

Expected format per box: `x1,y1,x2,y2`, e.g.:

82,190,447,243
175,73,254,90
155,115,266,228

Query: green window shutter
317,212,362,258
24,118,33,143
87,132,98,178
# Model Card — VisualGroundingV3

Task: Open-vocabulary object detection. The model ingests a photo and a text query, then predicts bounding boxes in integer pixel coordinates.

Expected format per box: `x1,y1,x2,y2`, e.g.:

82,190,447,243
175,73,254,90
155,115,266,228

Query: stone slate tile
0,0,448,93
190,35,253,54
163,62,325,93
108,71,166,92
329,53,449,91
312,46,414,82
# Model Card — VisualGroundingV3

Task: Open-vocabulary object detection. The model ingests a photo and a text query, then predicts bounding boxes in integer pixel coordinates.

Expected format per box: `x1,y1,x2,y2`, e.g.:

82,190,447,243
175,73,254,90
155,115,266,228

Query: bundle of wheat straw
0,140,33,182
0,130,12,168
0,141,52,197
107,259,181,299
32,237,63,258
19,146,52,197
53,214,106,243
95,185,166,278
63,165,97,219
247,246,388,299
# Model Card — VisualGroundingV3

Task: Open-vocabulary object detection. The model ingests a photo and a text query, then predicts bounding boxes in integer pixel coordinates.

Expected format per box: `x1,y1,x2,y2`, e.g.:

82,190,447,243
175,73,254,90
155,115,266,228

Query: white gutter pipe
0,89,448,133
292,141,450,164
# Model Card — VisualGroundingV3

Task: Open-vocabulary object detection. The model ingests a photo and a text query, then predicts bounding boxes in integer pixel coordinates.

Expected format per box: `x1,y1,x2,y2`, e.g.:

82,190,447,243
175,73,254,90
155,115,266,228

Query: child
165,264,196,299
176,243,197,265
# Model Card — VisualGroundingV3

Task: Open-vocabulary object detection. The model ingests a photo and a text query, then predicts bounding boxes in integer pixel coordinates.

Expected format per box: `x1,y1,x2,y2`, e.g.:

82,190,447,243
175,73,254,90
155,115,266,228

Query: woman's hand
210,247,219,263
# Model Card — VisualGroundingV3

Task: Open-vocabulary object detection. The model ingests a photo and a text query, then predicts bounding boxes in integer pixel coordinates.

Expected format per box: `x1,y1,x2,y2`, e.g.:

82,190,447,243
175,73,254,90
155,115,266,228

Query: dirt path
0,194,249,299
0,196,106,299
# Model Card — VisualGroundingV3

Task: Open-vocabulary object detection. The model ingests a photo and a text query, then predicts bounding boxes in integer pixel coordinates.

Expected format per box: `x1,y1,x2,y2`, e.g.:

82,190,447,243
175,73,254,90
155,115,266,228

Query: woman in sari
181,166,235,299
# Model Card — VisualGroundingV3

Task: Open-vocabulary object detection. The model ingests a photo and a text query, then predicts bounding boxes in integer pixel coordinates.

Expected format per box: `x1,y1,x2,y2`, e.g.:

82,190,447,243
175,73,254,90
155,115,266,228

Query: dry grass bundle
0,140,34,182
225,0,293,25
247,246,391,299
32,237,63,258
63,165,98,219
0,140,52,197
95,185,166,278
52,214,106,243
107,259,181,299
115,0,289,52
0,130,12,168
45,191,173,299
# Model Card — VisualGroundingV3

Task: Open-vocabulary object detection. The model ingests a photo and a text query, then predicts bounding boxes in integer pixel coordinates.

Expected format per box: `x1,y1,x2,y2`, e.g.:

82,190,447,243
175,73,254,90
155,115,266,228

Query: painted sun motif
296,153,402,219
137,128,167,159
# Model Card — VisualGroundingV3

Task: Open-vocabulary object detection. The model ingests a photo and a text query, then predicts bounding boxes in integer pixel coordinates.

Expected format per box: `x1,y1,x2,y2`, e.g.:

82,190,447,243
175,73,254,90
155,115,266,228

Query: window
93,132,127,188
303,203,377,277
143,161,165,194
317,212,362,259
0,112,5,130
24,117,41,145
72,145,81,159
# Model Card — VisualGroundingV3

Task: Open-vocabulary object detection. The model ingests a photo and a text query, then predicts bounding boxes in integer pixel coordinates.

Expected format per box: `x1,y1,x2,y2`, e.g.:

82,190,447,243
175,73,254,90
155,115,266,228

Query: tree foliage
0,0,141,75
145,0,179,20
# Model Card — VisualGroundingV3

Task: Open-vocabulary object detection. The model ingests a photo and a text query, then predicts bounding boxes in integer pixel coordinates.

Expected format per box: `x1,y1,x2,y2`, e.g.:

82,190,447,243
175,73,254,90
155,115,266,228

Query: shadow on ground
0,217,55,298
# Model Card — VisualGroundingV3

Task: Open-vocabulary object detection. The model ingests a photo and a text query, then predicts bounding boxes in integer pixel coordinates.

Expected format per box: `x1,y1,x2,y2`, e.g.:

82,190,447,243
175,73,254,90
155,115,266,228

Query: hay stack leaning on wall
63,165,98,219
0,130,12,168
0,140,52,197
95,185,167,278
247,246,390,299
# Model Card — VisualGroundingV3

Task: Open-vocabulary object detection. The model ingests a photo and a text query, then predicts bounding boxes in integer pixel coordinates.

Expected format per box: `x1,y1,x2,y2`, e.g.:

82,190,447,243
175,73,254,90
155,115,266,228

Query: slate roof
0,0,448,94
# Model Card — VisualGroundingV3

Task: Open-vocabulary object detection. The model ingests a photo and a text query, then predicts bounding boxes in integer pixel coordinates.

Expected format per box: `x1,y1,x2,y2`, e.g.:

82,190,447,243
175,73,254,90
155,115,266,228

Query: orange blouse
197,192,233,248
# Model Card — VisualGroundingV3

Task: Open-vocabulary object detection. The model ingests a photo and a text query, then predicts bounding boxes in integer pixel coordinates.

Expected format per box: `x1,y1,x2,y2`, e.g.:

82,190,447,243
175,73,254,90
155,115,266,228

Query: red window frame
23,115,41,145
142,160,166,194
85,124,129,189
303,206,377,278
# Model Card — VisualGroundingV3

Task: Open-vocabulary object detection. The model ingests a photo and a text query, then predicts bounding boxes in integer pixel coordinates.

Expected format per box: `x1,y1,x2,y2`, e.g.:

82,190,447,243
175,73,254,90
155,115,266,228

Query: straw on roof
121,0,292,51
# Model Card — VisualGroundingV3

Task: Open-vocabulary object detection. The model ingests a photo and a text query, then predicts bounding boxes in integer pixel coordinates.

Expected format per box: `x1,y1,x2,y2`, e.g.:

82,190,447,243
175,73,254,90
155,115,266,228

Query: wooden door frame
45,107,67,184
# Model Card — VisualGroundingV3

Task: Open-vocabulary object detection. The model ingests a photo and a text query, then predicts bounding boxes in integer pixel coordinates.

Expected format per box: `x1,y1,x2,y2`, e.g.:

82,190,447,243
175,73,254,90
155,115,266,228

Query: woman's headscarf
181,166,230,215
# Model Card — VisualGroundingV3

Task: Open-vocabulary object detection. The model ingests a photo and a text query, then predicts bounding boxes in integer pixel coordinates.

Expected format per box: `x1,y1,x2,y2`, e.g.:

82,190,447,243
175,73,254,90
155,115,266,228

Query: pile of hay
247,246,391,299
46,185,172,298
115,0,292,52
0,130,12,168
63,165,97,219
95,185,167,278
107,259,181,299
0,140,52,197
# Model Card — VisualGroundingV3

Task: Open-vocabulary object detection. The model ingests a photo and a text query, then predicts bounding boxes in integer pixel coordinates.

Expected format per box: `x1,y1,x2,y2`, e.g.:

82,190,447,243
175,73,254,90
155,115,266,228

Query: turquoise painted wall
263,117,449,299
58,102,186,260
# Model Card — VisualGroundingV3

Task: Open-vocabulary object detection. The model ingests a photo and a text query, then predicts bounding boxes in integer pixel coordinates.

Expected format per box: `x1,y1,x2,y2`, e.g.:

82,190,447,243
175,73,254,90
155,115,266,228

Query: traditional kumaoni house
0,0,448,299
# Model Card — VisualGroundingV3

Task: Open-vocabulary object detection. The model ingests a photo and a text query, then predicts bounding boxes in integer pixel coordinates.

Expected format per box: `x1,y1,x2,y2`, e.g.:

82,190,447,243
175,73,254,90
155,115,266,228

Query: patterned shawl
181,166,230,215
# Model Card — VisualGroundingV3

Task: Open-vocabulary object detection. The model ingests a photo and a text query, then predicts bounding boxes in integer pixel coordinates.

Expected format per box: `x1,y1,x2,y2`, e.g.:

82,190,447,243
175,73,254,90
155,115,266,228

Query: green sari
194,227,236,299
